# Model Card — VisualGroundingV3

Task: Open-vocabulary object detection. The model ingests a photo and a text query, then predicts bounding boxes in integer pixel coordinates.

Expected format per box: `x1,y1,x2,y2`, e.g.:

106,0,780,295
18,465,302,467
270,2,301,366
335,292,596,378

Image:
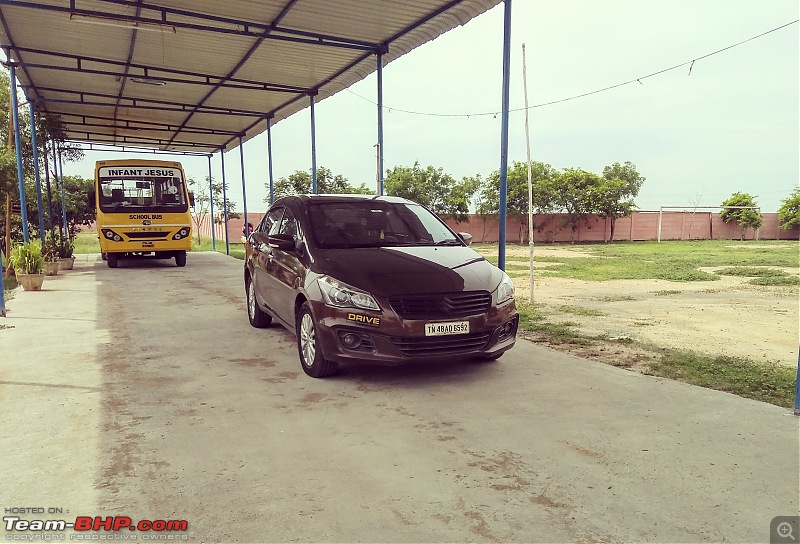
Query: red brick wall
192,211,799,244
445,212,798,243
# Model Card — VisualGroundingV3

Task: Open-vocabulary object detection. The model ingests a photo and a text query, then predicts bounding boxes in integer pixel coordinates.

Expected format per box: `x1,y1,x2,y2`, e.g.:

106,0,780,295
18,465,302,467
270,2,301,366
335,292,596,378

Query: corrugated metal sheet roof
0,0,500,154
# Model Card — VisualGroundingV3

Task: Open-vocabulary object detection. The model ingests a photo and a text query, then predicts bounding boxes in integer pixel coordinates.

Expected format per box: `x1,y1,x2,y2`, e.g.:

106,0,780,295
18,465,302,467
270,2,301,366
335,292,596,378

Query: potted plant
55,232,76,270
9,240,45,291
42,234,60,276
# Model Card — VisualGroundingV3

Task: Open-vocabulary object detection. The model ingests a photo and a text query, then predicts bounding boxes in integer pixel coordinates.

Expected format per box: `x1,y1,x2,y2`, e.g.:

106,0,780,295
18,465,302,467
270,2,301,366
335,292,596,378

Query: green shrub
9,241,44,274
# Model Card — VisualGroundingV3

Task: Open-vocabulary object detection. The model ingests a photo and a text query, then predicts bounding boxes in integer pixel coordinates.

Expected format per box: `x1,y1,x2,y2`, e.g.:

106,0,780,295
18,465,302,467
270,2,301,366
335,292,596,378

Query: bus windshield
98,167,187,214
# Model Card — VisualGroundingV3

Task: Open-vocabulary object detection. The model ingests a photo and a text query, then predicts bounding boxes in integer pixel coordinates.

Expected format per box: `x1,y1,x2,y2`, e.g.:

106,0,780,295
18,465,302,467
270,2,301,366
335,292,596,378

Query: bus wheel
175,251,187,267
107,253,118,268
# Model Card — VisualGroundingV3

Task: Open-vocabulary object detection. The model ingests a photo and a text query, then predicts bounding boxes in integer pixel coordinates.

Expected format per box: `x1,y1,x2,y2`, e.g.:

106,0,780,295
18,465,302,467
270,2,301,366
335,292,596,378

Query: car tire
107,253,118,268
296,301,339,378
175,250,187,267
246,277,272,328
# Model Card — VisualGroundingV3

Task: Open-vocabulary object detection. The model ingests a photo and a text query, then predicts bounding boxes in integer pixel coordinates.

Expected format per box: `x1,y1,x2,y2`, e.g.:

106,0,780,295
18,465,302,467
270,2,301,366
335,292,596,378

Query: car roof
275,194,417,207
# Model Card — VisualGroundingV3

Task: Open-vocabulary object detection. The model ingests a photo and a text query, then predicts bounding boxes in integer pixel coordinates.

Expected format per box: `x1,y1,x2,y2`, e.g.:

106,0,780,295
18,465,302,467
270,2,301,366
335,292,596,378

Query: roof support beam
74,142,211,157
33,95,267,117
61,119,239,137
72,131,218,148
10,47,308,93
113,0,143,144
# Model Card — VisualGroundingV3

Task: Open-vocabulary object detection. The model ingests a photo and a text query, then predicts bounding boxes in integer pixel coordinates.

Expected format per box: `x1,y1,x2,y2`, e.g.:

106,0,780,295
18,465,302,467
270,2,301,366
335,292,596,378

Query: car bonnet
313,246,504,298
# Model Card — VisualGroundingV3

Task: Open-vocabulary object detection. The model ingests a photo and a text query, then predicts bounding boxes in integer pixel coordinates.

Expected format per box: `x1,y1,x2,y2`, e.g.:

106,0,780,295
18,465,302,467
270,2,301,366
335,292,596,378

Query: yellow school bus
93,159,193,268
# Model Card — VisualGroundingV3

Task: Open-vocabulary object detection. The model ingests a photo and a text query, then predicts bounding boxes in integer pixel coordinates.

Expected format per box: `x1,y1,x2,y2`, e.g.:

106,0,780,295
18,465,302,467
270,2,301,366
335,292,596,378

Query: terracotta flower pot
16,273,45,291
58,256,75,270
44,261,60,276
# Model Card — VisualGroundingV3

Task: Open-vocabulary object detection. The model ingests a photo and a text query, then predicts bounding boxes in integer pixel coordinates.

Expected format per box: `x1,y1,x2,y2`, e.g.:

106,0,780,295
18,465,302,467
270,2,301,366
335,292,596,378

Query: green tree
1,67,84,244
546,168,602,243
590,177,638,242
720,192,763,240
599,161,645,242
777,187,800,230
476,160,557,243
602,161,646,197
385,162,479,222
26,175,95,237
189,176,240,243
266,166,371,201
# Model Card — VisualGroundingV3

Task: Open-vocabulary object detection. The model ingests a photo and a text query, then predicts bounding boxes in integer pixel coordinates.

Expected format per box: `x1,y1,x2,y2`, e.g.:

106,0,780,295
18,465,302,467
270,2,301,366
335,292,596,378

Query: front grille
390,331,492,357
388,291,491,319
124,231,169,239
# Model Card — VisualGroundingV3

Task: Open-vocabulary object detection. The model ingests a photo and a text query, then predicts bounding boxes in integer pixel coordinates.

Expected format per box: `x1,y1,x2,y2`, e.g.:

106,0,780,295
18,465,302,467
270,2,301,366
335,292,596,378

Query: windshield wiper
435,239,462,246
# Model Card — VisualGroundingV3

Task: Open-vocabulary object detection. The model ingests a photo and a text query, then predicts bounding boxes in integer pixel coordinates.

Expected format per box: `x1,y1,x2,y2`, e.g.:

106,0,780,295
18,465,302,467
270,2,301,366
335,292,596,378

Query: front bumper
309,299,519,364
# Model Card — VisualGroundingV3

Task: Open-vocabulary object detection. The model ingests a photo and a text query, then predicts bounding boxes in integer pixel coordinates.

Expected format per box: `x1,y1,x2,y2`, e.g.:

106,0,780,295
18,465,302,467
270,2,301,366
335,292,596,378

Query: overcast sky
62,0,799,213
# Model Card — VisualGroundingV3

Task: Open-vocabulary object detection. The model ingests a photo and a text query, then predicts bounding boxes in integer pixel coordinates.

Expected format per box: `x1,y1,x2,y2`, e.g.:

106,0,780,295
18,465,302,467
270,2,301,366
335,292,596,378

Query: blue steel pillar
497,0,512,271
29,102,45,242
57,146,68,238
44,137,54,235
8,62,29,243
0,265,5,317
220,151,230,255
267,116,275,205
310,93,318,194
238,136,248,238
794,348,799,416
377,51,385,195
207,155,216,251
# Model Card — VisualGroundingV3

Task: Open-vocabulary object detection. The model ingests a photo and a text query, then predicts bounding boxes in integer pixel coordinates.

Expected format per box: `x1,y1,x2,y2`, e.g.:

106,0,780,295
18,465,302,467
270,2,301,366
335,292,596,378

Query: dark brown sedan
244,194,518,378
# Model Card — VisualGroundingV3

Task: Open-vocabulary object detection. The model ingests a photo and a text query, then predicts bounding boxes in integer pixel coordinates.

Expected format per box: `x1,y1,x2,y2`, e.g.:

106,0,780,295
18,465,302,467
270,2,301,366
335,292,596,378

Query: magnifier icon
778,521,796,541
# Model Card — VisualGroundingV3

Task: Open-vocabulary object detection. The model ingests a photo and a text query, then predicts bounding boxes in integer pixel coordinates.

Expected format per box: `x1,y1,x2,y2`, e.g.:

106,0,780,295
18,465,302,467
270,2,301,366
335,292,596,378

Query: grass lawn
475,239,799,282
476,240,799,408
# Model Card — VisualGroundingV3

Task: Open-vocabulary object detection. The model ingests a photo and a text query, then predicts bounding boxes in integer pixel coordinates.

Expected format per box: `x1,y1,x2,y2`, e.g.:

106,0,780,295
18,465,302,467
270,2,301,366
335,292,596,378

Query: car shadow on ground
330,356,501,386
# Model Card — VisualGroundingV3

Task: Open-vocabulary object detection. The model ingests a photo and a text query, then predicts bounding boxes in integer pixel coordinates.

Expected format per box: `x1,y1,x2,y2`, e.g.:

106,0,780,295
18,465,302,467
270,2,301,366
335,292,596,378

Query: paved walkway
2,252,798,543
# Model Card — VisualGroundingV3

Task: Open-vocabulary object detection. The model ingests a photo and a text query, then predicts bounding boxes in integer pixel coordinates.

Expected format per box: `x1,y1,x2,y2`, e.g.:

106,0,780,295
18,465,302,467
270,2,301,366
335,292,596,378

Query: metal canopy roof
0,0,499,154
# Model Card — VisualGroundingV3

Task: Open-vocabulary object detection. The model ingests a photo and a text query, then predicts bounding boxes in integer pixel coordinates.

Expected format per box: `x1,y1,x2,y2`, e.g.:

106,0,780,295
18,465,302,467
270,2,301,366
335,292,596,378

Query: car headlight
318,275,380,311
496,271,515,304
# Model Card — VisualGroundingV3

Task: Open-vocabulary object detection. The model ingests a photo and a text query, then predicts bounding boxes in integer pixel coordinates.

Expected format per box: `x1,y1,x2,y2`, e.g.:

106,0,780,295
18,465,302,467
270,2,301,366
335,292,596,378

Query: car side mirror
458,232,473,245
268,233,295,251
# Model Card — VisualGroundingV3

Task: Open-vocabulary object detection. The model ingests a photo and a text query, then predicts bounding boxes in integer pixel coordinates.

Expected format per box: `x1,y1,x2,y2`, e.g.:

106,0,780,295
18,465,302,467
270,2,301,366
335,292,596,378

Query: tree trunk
609,218,616,243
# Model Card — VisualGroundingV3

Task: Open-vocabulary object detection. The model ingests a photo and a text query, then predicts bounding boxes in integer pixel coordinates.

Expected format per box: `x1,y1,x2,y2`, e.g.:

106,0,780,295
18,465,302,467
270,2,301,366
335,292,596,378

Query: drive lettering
347,313,381,327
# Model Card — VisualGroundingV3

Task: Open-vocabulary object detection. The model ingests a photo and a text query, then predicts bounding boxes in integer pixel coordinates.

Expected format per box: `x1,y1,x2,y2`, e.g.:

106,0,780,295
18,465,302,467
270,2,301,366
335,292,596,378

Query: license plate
425,321,469,336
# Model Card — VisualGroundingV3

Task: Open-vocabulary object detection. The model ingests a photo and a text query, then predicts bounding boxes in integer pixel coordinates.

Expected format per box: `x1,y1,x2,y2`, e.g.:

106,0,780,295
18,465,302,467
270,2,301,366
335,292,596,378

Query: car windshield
307,201,461,249
98,166,187,214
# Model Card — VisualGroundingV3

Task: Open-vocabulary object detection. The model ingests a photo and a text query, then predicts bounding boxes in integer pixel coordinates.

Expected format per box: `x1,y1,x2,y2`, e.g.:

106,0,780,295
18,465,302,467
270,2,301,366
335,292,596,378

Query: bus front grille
124,231,170,239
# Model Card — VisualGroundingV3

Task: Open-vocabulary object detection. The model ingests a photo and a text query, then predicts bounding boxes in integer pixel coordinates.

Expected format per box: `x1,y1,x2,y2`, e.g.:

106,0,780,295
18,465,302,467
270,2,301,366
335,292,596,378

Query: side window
265,208,285,236
278,208,298,239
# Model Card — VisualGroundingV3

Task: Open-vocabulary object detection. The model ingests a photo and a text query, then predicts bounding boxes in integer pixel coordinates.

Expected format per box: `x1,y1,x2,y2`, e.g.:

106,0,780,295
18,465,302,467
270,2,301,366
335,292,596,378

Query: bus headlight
172,228,190,240
101,228,122,241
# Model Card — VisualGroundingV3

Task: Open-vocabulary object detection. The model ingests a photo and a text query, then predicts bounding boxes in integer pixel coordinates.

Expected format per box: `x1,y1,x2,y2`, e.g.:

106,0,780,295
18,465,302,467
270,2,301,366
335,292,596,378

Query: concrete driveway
2,252,798,543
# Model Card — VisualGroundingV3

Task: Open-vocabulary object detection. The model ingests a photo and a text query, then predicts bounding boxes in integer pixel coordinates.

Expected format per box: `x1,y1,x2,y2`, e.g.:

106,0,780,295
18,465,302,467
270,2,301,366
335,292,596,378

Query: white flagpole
522,43,534,303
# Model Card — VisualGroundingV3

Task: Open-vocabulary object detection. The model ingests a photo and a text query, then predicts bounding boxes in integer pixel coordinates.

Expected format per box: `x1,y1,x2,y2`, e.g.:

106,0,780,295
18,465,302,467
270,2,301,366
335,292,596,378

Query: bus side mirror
189,192,195,208
88,189,95,208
